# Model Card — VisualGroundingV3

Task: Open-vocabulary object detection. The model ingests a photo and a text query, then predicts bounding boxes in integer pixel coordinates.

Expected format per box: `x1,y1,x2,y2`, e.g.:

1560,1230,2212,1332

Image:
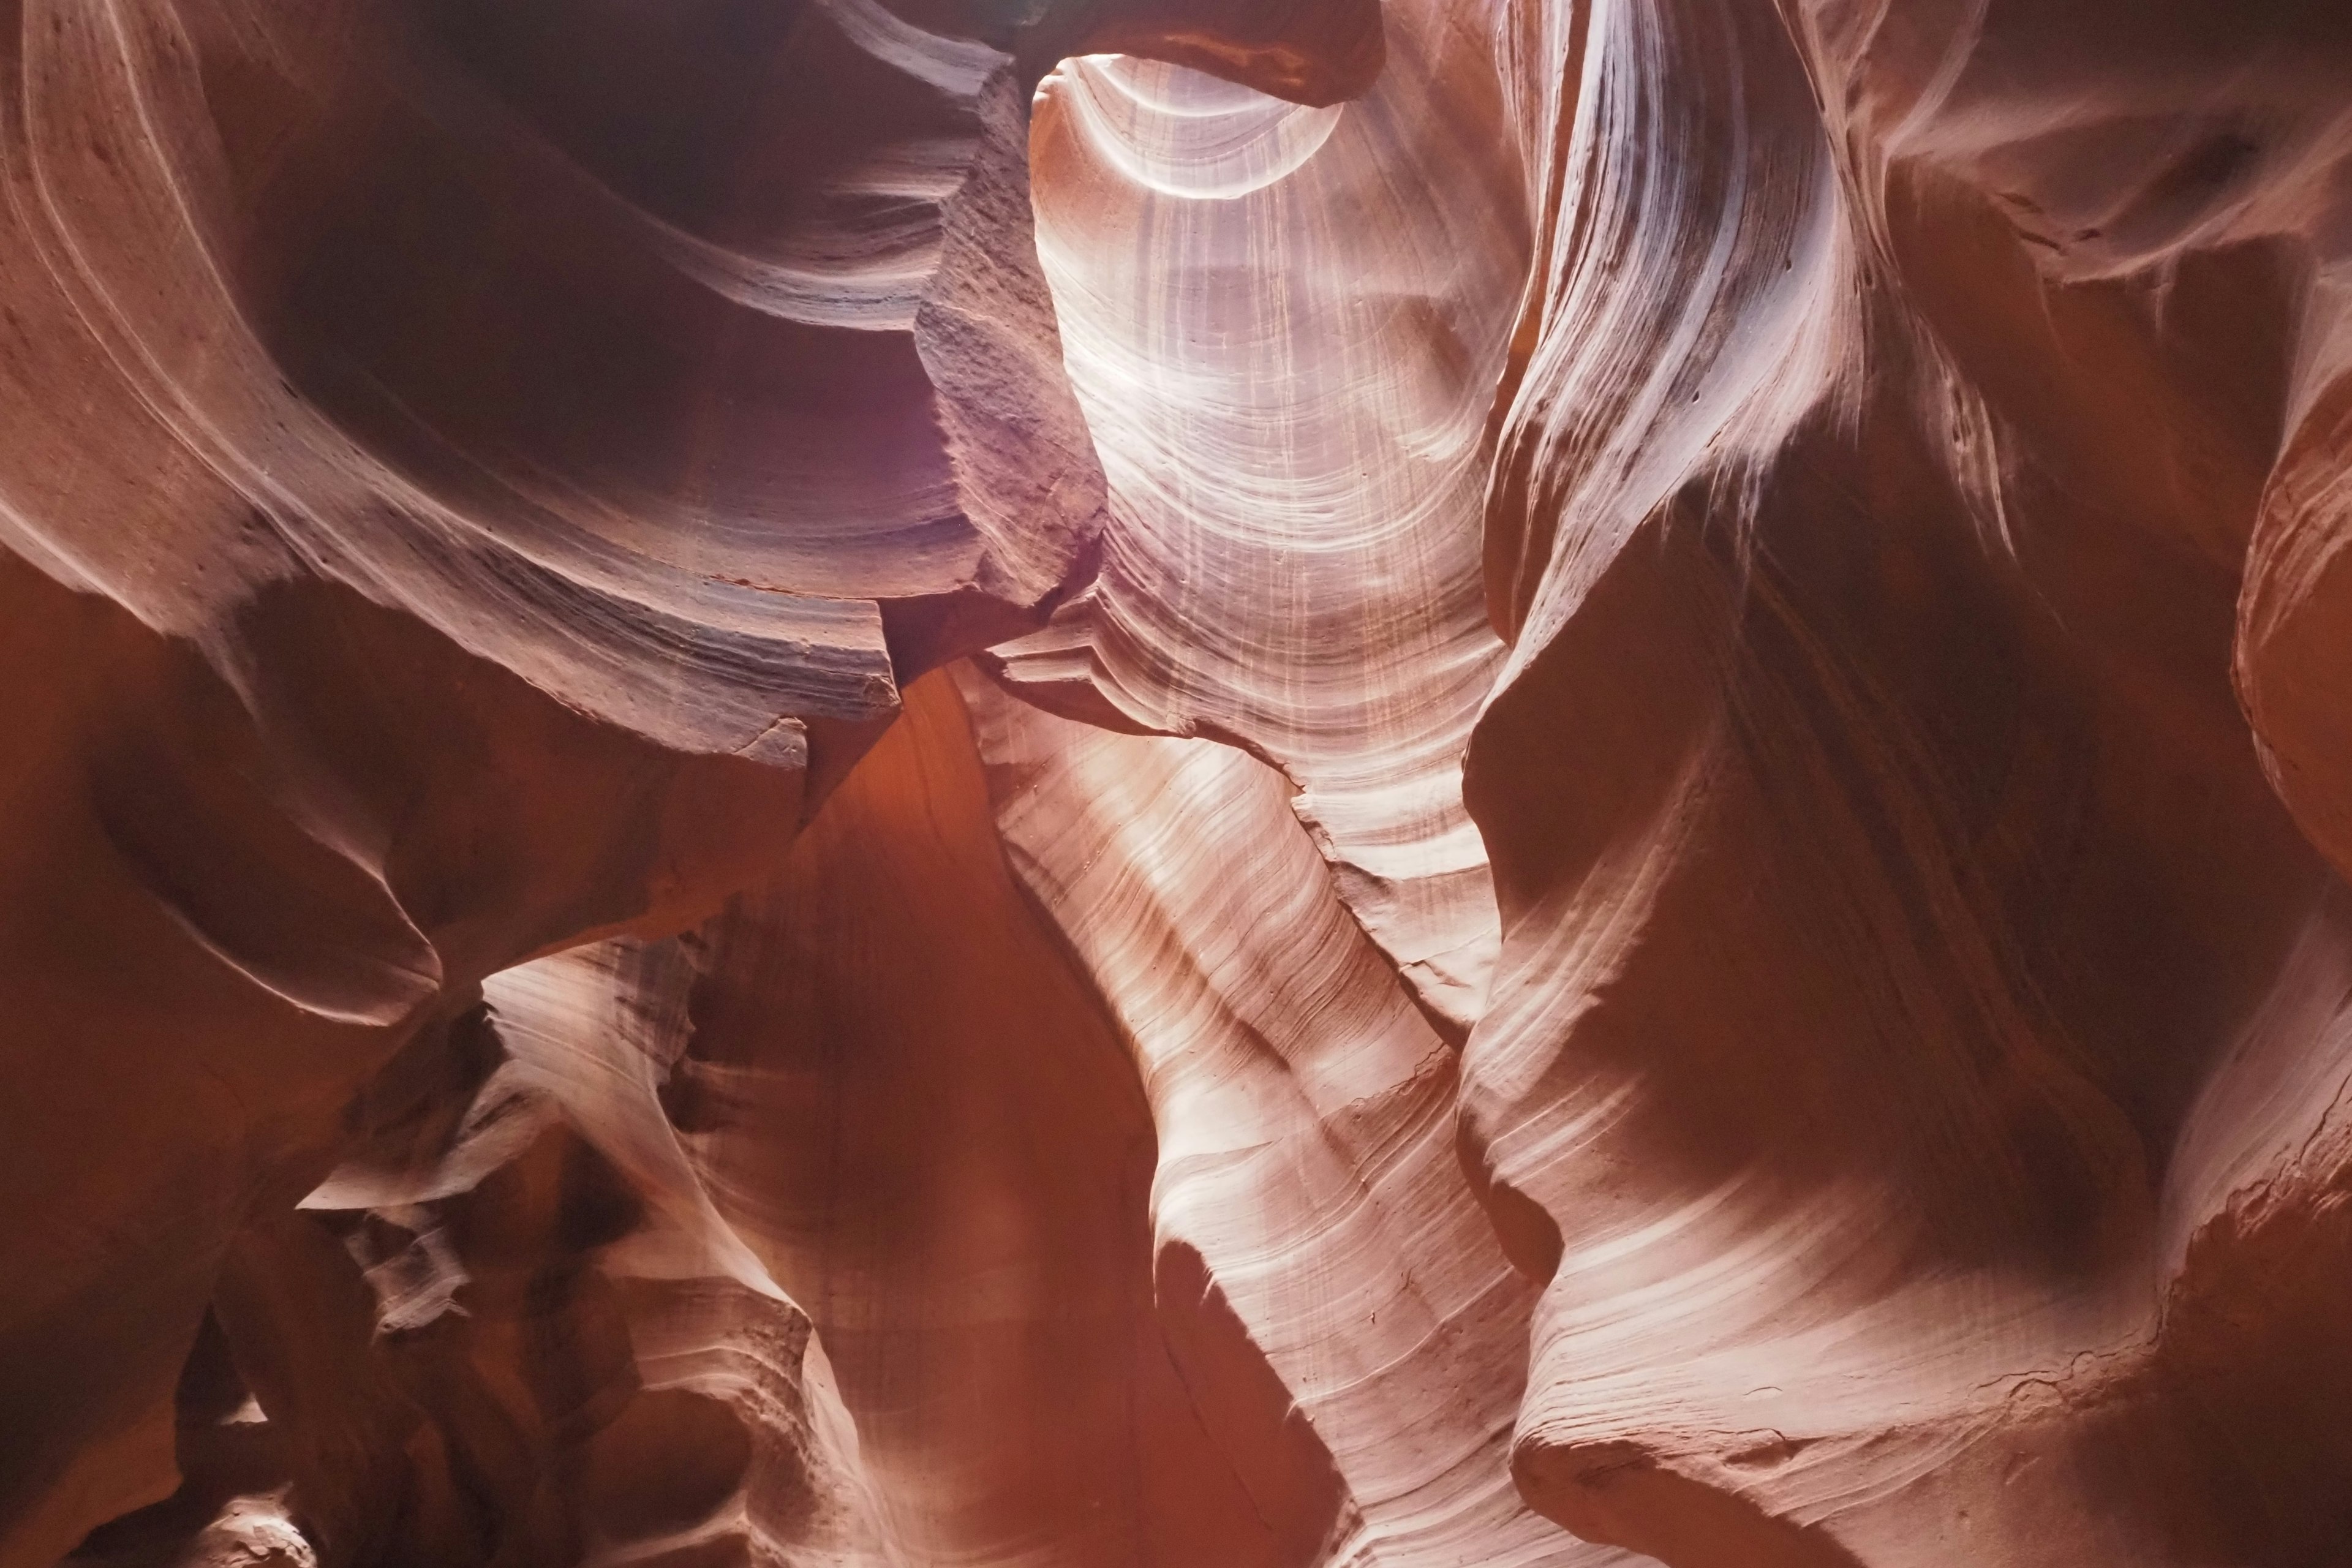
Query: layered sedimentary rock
961,674,1583,1568
1465,2,2352,1562
10,0,2352,1566
0,0,1368,1559
992,2,1528,1034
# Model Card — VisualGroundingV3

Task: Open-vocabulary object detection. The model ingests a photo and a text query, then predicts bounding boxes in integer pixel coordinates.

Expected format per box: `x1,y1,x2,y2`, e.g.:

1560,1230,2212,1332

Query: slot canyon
2,0,2351,1564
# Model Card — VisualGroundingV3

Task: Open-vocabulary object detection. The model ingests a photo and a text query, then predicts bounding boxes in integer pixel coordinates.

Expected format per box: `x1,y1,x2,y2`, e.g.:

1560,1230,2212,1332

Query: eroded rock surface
9,0,2352,1566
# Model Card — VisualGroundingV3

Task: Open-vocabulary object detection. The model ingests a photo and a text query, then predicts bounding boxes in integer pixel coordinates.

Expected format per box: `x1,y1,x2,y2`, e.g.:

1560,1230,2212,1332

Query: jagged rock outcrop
8,0,2352,1566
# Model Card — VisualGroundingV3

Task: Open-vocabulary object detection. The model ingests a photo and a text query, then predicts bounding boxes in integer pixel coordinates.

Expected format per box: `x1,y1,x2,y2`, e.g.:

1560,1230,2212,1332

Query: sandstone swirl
5,2,2351,1567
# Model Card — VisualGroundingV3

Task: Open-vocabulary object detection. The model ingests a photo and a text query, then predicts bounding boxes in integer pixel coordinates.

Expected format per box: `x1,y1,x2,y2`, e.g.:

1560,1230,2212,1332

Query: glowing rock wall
6,1,2351,1566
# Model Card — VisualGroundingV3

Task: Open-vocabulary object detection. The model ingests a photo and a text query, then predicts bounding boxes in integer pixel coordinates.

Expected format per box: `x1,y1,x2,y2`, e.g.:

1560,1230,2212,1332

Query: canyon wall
4,1,2350,1566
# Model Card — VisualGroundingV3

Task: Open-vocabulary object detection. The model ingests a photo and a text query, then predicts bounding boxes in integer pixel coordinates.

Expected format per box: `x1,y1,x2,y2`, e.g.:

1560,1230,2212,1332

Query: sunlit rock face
1467,2,2352,1563
0,0,1368,1559
9,1,2352,1566
997,7,1528,1037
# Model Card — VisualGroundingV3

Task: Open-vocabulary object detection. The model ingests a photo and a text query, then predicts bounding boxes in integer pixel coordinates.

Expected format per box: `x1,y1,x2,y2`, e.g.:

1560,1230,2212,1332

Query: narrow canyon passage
2,2,2350,1567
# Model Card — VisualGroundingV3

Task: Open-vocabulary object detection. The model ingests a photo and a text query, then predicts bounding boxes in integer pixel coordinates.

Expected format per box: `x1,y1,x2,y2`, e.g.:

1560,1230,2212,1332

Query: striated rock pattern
5,1,2352,1567
992,0,1528,1036
1466,2,2352,1562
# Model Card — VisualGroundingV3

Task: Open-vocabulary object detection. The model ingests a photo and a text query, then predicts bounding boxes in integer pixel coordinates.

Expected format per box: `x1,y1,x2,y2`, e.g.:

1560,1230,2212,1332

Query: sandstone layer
5,1,2351,1567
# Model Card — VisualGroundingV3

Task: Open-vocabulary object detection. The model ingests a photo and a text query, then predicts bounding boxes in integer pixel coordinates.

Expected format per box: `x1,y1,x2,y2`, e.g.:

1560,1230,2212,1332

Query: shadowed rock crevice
9,0,2352,1565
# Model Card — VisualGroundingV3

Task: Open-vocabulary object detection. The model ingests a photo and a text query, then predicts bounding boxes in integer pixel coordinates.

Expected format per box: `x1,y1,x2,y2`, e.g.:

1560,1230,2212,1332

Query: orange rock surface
4,1,2350,1566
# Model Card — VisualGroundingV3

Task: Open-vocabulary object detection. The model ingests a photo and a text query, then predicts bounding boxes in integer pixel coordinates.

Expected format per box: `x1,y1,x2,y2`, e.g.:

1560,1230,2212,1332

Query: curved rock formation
9,0,2352,1566
1467,0,2352,1561
992,0,1529,1035
0,1,1368,1560
961,672,1583,1568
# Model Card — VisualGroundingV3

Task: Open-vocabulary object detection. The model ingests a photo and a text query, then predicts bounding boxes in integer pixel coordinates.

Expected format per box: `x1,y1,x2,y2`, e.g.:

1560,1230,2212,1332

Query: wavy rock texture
959,672,1613,1568
1466,0,2352,1562
0,0,1368,1561
989,0,1528,1035
10,0,2352,1567
628,673,1286,1568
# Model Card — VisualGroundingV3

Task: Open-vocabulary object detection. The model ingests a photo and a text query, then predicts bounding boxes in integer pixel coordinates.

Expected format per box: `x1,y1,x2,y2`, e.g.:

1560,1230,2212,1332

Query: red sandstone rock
8,1,2352,1566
